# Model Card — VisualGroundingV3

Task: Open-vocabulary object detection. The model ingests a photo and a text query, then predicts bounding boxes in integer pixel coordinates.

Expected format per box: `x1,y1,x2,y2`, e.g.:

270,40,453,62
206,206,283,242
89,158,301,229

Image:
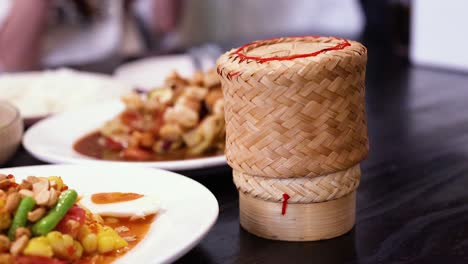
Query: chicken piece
128,131,155,148
165,70,189,85
205,89,223,113
203,69,221,88
128,131,142,148
189,71,204,86
183,114,225,155
165,71,190,98
138,112,164,133
121,92,144,110
148,87,174,105
213,99,224,115
184,86,208,101
177,96,201,113
159,123,183,141
139,132,155,148
167,85,206,116
164,104,199,128
145,98,164,113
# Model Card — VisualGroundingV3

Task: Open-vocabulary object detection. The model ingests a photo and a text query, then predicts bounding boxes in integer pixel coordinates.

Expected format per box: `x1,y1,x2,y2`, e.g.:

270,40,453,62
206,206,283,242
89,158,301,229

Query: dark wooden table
4,42,468,264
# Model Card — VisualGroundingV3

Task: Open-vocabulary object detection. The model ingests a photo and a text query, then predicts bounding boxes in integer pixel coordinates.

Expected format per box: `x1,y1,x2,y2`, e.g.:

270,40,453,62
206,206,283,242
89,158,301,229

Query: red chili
281,193,290,215
104,137,123,151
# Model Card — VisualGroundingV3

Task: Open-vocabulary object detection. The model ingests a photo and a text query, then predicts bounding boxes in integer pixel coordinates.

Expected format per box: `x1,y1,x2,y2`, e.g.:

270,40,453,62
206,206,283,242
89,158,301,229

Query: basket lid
216,36,368,178
217,36,366,79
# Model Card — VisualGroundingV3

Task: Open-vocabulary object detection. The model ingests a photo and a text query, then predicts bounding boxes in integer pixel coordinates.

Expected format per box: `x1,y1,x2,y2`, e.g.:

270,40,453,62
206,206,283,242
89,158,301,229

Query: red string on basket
233,36,350,63
281,193,290,215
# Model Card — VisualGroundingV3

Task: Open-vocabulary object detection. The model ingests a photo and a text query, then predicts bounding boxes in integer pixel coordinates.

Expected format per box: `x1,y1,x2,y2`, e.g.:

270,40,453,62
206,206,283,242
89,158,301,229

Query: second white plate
114,55,195,90
23,101,227,170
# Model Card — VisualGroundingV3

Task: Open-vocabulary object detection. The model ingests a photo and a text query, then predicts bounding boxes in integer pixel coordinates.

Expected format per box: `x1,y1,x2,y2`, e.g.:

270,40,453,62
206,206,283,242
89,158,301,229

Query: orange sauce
75,214,156,264
91,193,144,204
73,131,222,162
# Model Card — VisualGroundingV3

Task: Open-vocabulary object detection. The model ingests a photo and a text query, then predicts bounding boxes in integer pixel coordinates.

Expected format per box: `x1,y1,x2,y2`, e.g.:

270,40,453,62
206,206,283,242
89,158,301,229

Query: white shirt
177,0,364,47
0,0,124,67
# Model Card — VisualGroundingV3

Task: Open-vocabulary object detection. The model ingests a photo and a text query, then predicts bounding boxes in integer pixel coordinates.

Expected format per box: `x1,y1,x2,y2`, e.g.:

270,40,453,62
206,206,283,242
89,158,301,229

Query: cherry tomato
55,205,85,235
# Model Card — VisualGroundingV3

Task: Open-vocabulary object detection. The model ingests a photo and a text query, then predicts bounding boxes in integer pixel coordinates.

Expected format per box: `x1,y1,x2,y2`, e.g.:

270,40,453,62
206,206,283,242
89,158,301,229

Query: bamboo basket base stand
239,191,356,241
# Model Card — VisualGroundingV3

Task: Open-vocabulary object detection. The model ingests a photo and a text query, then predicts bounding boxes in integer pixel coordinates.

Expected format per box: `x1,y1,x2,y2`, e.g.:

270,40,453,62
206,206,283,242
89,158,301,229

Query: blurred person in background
0,0,133,71
0,0,126,72
134,0,364,50
134,0,184,50
137,0,409,58
0,0,151,72
0,0,368,72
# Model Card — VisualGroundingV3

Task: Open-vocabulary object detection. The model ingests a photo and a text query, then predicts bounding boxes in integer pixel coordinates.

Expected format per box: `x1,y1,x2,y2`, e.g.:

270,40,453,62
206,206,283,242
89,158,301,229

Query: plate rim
0,164,219,264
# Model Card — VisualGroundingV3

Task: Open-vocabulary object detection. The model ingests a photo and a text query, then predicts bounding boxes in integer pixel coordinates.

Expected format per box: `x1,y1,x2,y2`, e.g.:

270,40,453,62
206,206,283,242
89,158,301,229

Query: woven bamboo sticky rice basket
217,36,369,241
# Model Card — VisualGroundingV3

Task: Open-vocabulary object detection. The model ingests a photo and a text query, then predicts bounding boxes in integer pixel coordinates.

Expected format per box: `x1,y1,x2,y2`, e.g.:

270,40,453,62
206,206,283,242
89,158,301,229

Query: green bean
8,196,36,240
32,189,78,236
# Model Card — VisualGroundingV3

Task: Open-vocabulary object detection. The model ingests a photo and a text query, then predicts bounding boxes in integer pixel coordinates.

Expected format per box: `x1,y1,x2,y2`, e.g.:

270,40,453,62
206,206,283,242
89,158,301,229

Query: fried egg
79,192,160,218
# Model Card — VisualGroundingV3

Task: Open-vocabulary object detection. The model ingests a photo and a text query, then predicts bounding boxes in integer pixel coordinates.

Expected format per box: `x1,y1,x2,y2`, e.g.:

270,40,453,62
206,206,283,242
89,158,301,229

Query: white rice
0,68,131,118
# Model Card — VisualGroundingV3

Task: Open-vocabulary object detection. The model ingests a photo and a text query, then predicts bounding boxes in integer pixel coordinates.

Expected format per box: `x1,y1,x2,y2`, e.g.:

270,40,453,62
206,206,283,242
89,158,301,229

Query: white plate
0,164,219,264
0,69,132,123
23,101,227,170
114,55,195,90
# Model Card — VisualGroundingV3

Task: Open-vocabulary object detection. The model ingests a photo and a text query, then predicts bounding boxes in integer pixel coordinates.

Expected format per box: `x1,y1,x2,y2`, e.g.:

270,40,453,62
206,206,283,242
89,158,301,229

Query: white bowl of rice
0,68,132,125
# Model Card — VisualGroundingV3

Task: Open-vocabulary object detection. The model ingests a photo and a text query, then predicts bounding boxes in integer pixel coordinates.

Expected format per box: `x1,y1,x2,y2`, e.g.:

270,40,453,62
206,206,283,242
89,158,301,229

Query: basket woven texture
217,36,368,241
218,36,368,178
233,164,360,204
